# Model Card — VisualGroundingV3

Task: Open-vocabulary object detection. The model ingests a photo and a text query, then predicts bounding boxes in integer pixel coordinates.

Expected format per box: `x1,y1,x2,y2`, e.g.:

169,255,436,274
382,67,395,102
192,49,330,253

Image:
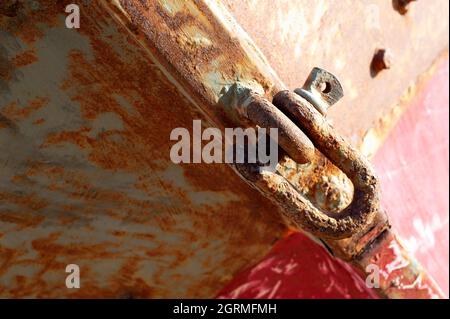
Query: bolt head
393,0,417,15
371,49,393,76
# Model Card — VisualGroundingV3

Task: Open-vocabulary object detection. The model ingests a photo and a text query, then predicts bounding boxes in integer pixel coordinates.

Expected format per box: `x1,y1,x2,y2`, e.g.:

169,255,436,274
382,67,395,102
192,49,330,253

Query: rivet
371,49,393,77
393,0,417,15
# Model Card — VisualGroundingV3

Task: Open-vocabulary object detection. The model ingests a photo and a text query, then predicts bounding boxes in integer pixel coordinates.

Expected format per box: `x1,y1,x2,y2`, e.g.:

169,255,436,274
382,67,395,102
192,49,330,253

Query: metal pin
294,67,344,115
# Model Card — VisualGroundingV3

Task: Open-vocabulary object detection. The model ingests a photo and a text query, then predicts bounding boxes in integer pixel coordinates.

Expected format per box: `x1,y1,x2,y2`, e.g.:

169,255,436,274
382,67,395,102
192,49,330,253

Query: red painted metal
217,231,377,299
357,231,445,299
373,59,449,296
218,59,449,299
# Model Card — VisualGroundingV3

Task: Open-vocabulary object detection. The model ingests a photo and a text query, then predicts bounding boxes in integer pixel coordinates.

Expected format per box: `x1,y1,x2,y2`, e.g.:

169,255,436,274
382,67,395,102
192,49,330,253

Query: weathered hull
1,0,448,298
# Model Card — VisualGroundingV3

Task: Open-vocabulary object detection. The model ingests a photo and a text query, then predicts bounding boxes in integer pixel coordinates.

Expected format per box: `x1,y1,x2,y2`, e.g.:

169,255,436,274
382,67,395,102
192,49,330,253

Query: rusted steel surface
218,59,449,298
111,0,283,116
0,0,362,299
106,0,348,209
223,0,449,155
0,0,447,299
269,89,380,240
0,0,292,298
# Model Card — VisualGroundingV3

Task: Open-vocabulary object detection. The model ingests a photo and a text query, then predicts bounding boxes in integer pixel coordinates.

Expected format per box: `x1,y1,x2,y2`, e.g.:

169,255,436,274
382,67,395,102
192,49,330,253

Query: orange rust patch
32,118,45,125
53,10,200,173
0,0,72,45
0,54,13,82
43,126,93,150
31,233,120,259
1,1,287,298
2,96,49,121
117,0,274,109
57,214,79,226
0,246,23,278
12,49,38,67
112,230,127,237
0,192,48,211
132,232,156,241
0,211,45,230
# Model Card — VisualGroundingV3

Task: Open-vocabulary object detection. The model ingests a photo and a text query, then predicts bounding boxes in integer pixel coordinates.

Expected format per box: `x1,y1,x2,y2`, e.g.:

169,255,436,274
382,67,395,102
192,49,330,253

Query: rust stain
12,49,38,67
32,118,45,125
0,191,48,212
1,1,286,298
43,126,93,150
31,233,119,260
2,96,49,121
0,210,46,230
279,154,353,214
0,0,21,18
0,0,70,44
222,0,449,149
114,0,277,114
0,52,14,82
0,247,24,280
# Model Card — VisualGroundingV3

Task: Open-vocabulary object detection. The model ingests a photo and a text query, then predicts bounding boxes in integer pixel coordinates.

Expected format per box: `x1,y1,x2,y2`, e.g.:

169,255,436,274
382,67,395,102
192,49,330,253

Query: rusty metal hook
230,68,380,240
